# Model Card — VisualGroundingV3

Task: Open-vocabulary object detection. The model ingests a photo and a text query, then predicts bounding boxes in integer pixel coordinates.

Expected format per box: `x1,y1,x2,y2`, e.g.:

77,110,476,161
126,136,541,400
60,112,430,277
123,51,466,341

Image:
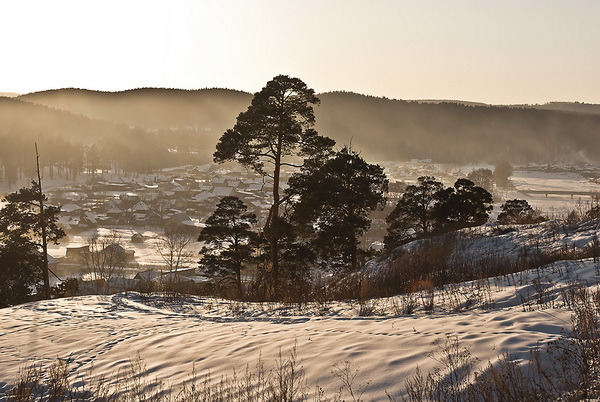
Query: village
25,159,600,295
38,160,442,293
39,160,417,292
40,163,274,291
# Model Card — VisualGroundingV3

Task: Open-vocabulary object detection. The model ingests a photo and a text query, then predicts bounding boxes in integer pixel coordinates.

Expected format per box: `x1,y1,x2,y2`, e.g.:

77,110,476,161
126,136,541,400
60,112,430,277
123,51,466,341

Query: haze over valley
3,88,600,179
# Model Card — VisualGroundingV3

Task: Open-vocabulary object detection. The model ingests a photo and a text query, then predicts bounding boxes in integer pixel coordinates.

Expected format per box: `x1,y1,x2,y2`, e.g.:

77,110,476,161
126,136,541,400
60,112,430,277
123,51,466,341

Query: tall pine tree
214,75,334,295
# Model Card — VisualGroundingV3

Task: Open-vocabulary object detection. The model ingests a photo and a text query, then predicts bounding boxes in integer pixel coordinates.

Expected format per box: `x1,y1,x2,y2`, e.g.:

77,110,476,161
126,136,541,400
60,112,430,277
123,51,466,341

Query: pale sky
1,0,599,104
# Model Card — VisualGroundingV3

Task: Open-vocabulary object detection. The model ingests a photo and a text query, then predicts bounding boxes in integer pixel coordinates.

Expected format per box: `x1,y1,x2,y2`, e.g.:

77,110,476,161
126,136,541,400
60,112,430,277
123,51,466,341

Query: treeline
0,97,218,186
0,129,197,187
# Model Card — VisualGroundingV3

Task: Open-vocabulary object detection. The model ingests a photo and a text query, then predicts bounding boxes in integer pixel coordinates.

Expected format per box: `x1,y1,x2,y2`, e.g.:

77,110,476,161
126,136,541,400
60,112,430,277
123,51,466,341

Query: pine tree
288,147,388,271
435,178,493,231
0,181,64,305
385,176,444,246
198,196,257,296
497,199,546,224
385,177,492,250
213,75,334,294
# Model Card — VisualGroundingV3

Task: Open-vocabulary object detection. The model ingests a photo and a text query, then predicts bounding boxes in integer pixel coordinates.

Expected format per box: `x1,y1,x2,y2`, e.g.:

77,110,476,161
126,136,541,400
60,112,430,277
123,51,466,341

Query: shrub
497,199,546,225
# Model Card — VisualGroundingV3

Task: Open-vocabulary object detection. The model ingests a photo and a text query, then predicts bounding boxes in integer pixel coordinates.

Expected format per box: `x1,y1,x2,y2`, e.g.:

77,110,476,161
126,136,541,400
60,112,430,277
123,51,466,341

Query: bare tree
82,231,129,294
154,231,196,278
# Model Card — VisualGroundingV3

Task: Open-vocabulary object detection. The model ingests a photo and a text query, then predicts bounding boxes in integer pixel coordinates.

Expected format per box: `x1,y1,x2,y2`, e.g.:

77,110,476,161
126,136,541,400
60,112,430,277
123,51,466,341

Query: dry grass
404,287,600,401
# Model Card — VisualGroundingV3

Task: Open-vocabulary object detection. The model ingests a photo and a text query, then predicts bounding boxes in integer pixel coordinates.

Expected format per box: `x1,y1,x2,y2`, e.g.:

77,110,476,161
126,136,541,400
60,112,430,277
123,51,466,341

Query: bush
497,199,546,225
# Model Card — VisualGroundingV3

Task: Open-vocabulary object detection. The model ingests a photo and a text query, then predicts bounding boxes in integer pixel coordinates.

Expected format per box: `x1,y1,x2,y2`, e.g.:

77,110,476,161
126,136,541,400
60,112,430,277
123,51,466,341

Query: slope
0,218,599,399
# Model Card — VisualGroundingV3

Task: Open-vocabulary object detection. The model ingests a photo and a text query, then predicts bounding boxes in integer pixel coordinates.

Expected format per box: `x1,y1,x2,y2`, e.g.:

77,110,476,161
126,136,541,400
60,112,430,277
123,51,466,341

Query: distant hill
513,102,600,116
8,88,600,166
401,99,600,116
0,92,20,98
315,92,600,163
0,96,128,144
413,99,490,107
0,96,211,176
19,88,252,131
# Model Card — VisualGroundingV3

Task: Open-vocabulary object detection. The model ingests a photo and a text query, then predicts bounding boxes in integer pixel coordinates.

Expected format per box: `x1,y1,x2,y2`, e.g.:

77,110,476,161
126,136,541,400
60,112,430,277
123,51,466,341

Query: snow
505,168,600,213
0,257,597,399
2,164,600,398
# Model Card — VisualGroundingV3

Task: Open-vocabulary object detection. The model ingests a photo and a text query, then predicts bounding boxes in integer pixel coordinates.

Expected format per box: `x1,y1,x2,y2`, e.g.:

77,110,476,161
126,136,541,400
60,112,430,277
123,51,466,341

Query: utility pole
35,143,51,299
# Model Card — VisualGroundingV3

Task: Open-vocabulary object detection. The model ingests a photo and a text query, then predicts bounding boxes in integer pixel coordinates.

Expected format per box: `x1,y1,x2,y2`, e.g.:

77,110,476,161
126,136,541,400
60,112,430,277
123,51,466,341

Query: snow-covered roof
192,192,214,202
134,270,162,281
131,201,150,212
171,212,196,226
61,203,82,213
212,187,234,197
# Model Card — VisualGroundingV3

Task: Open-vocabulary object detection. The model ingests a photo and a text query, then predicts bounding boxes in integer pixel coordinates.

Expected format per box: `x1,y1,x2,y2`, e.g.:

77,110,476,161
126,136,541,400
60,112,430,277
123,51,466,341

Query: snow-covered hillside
366,219,600,275
0,252,598,399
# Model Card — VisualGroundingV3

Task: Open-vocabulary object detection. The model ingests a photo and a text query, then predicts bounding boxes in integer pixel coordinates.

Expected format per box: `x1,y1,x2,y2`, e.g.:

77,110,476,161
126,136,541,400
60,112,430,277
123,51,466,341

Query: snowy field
0,257,597,399
507,168,600,215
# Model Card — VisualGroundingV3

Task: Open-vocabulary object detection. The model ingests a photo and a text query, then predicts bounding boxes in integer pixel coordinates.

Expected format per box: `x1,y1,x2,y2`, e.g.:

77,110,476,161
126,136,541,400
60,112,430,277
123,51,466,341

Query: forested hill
0,96,128,143
315,92,600,163
7,88,600,168
513,102,600,116
18,88,252,131
0,96,214,178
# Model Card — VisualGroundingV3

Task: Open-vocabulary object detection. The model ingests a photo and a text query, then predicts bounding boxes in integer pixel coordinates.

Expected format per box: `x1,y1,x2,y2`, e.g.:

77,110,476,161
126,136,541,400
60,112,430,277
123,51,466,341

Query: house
131,213,148,226
106,206,123,216
191,163,212,173
130,201,150,212
136,211,163,227
211,177,226,186
134,269,196,284
79,212,98,229
169,267,197,277
56,215,77,231
246,183,264,192
212,187,234,197
134,270,162,282
65,245,90,262
61,203,83,214
165,212,200,234
192,192,214,203
159,272,195,284
101,243,135,261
